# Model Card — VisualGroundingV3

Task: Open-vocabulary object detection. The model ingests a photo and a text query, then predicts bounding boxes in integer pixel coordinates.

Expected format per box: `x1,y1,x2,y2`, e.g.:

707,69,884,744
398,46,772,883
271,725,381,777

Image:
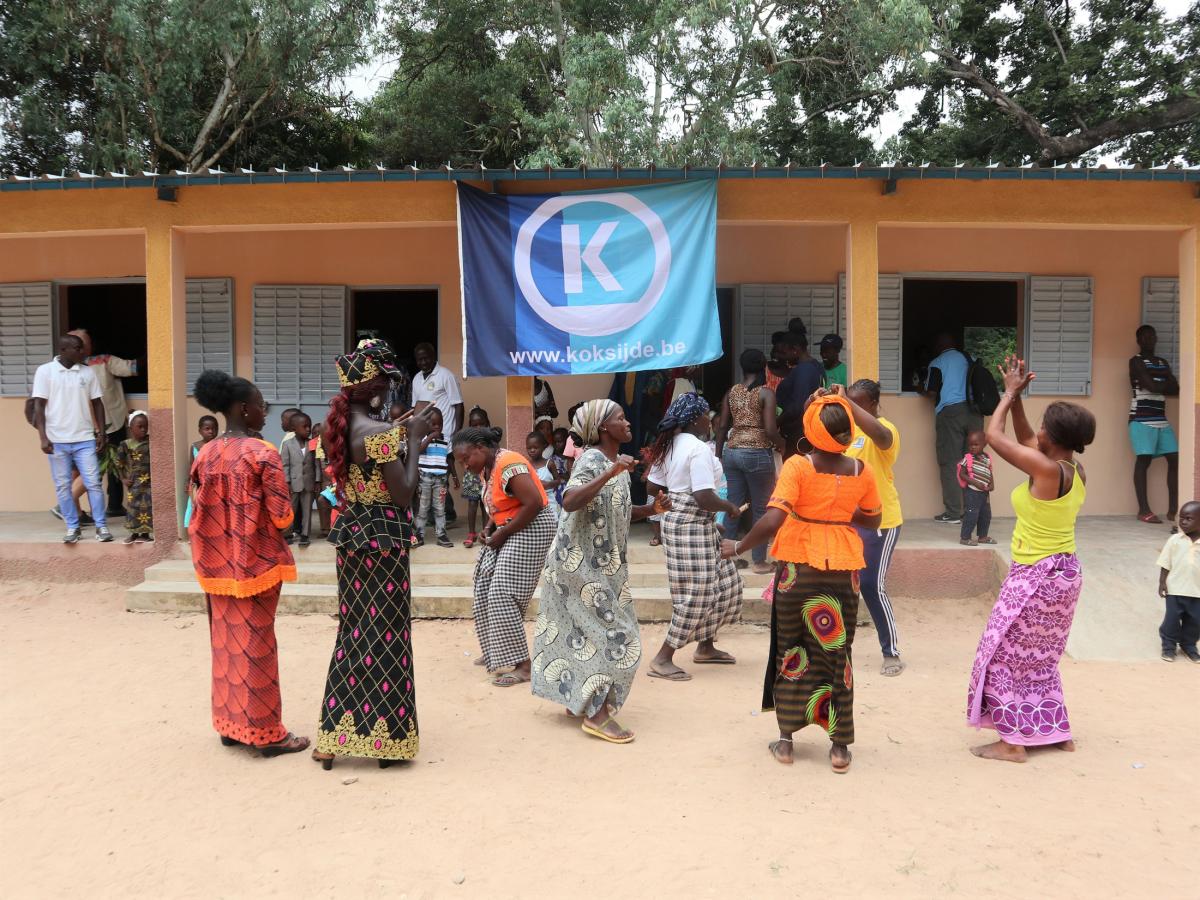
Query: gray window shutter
1028,276,1093,396
0,282,53,397
739,283,837,357
186,278,234,393
877,274,902,393
837,272,850,381
1141,277,1179,374
253,285,346,404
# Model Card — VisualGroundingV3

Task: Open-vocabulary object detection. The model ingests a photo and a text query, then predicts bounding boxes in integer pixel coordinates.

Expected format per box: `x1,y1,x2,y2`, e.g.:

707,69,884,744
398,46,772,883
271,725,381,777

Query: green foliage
1,0,376,173
964,326,1016,390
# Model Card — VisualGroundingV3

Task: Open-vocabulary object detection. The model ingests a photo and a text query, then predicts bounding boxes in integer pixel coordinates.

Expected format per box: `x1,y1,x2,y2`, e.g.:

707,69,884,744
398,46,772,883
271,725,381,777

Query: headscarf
335,337,402,387
127,409,148,426
658,391,709,432
803,394,853,453
571,399,619,446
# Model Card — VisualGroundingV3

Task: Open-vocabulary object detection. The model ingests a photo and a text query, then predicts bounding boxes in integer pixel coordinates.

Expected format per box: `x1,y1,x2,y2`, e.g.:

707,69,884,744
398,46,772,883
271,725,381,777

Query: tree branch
1050,95,1200,160
193,82,278,171
935,49,1057,148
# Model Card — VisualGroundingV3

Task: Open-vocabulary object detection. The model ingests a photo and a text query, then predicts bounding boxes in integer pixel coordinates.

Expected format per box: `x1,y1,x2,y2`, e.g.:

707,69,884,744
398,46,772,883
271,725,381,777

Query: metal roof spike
77,171,97,179
45,173,64,180
239,167,255,175
307,166,321,174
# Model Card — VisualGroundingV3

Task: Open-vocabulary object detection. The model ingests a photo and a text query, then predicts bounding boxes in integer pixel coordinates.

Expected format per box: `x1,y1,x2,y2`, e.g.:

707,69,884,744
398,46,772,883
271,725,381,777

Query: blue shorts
1129,421,1178,457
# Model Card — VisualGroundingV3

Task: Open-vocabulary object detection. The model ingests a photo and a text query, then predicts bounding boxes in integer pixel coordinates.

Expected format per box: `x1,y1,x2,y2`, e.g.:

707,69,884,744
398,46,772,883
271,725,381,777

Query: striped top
419,437,450,474
1129,354,1171,423
958,451,993,492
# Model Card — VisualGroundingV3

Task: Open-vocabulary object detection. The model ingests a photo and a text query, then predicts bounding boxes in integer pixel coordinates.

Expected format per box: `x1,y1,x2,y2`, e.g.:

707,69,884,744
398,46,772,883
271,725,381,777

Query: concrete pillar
505,376,533,454
845,220,879,381
144,225,188,547
1179,228,1198,498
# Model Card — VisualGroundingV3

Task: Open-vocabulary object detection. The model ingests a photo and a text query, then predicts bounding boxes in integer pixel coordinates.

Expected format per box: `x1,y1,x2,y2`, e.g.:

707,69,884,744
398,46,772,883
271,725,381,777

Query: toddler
278,407,301,448
527,431,565,519
183,415,218,530
415,408,457,548
957,430,996,546
116,410,153,543
280,412,318,546
1156,501,1200,662
461,406,491,547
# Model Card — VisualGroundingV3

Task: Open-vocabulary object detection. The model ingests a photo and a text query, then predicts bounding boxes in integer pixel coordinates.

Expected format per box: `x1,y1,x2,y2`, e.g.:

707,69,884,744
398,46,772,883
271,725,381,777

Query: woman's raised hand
613,454,637,474
997,355,1035,395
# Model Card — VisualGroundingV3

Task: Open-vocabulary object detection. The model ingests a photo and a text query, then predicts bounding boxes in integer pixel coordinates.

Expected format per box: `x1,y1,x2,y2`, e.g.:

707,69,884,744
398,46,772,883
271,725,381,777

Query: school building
0,165,1197,553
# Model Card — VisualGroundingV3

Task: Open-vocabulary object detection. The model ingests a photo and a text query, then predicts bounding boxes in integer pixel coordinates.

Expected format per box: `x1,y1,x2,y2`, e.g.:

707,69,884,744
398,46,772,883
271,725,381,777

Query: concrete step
140,558,775,590
124,579,772,625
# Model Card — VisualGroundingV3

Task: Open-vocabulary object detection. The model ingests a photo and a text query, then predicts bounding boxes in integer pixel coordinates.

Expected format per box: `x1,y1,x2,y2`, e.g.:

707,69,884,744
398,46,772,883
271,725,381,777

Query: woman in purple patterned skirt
966,356,1095,763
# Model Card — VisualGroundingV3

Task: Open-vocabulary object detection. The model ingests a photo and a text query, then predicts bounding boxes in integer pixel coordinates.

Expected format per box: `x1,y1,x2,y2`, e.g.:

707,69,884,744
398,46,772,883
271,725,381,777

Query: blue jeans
50,440,107,531
722,447,775,563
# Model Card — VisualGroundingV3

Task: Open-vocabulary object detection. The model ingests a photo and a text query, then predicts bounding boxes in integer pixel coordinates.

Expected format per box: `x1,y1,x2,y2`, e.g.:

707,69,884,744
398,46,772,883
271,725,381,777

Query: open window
63,282,148,394
350,288,439,377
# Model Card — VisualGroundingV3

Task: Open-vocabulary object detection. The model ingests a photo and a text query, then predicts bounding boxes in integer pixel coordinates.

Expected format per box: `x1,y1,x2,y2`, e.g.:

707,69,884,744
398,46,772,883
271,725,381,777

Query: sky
339,0,1195,165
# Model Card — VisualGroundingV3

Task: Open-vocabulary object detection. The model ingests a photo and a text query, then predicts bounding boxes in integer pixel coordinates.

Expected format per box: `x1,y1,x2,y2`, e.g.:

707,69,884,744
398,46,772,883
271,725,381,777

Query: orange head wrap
803,394,853,453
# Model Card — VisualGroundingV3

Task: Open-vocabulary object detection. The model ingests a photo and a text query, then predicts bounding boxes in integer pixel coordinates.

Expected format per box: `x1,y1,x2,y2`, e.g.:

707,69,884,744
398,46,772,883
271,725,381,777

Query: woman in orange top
452,426,554,687
189,370,308,756
722,393,881,773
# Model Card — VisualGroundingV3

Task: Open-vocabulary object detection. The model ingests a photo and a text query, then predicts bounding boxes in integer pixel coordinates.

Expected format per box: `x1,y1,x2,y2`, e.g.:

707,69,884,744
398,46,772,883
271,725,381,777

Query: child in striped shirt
957,430,996,546
414,407,457,548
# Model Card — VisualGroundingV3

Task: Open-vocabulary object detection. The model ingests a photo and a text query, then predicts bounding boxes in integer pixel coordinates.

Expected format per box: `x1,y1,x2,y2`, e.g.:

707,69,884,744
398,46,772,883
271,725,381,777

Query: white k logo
561,221,622,294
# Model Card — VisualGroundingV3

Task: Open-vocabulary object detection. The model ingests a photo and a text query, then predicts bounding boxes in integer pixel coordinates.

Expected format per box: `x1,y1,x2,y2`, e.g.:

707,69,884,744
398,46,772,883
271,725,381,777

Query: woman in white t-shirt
645,392,744,681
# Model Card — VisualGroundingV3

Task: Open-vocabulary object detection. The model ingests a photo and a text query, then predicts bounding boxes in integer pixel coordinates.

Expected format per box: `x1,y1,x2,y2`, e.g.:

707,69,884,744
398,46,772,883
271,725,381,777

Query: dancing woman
723,393,881,773
531,400,667,743
646,392,744,681
312,340,432,770
967,357,1095,762
190,370,308,756
453,426,556,687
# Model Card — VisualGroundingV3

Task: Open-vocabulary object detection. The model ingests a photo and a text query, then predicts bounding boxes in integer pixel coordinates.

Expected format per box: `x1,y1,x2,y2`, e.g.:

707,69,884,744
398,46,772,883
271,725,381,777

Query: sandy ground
2,580,1197,899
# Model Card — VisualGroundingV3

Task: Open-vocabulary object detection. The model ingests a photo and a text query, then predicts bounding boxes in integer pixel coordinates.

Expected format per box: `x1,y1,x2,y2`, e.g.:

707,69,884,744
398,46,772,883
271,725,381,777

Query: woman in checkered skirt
452,427,556,687
645,393,745,681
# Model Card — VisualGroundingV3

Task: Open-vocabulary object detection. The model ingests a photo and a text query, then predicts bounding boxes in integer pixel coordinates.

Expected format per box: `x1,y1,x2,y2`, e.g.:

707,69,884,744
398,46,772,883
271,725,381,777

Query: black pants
1160,594,1200,652
105,425,126,514
936,403,982,517
960,489,991,541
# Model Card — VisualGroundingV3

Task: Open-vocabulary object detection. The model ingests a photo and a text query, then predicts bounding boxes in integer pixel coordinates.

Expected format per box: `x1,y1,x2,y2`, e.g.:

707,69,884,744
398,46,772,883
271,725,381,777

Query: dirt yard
2,580,1196,898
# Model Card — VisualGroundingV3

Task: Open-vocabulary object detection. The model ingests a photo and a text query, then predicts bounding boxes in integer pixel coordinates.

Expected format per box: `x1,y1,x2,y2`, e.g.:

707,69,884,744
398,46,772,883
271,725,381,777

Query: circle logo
513,192,671,337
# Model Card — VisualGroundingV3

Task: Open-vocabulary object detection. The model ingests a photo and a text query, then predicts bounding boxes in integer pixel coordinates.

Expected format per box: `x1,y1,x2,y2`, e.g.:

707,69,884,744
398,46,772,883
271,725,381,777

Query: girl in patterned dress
723,392,881,774
312,340,434,770
190,370,308,756
461,405,491,548
116,410,153,543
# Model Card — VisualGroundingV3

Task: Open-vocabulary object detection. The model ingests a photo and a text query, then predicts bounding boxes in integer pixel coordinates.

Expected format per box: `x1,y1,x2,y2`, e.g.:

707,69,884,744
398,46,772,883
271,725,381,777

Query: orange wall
0,221,1185,520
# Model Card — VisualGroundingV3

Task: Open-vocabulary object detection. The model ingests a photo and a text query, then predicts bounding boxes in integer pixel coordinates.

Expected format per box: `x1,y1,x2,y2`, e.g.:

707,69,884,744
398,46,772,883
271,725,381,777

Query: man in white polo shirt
31,334,114,543
413,342,464,525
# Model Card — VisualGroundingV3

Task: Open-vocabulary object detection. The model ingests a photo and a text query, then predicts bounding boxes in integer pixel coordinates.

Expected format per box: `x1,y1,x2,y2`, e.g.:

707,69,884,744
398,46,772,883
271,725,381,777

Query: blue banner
457,180,720,377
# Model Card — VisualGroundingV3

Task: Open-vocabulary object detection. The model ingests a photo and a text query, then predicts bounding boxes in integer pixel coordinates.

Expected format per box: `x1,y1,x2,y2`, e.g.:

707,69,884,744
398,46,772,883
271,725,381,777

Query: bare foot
473,654,485,666
1053,739,1076,752
769,739,793,765
830,743,852,773
970,740,1027,763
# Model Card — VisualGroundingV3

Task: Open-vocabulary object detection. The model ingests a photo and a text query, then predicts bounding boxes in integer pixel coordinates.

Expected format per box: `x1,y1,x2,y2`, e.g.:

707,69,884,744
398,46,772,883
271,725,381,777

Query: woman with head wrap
451,424,554,687
644,392,745,681
530,400,668,742
722,391,882,773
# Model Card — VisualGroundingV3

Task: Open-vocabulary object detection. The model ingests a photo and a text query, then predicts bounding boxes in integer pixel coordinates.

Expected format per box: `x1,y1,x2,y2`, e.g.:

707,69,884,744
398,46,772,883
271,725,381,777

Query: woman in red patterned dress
190,370,309,756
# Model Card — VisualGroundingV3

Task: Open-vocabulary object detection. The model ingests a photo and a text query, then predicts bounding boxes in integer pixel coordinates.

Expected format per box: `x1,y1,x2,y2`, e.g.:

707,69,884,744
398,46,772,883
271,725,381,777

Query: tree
0,0,375,174
890,0,1200,166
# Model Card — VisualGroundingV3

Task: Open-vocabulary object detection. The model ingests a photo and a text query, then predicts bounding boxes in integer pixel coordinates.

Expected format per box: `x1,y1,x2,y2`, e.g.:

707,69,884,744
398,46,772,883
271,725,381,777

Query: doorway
901,278,1021,392
351,289,439,379
63,282,148,394
697,287,736,407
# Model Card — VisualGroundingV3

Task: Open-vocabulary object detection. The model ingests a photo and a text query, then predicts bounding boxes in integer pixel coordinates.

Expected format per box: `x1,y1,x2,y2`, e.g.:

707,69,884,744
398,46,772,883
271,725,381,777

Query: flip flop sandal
649,537,661,547
769,739,793,765
259,733,310,757
492,672,530,687
830,746,852,774
581,716,634,744
977,536,997,544
1138,513,1163,524
692,654,736,665
464,533,477,548
647,667,692,681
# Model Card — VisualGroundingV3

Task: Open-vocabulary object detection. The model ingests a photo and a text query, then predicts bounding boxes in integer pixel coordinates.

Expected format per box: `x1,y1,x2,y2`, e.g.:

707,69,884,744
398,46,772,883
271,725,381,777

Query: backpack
967,354,1000,416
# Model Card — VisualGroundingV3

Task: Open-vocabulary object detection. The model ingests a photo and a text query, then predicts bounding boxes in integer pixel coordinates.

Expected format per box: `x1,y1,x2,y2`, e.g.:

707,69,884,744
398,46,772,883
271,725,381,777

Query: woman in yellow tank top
966,356,1096,764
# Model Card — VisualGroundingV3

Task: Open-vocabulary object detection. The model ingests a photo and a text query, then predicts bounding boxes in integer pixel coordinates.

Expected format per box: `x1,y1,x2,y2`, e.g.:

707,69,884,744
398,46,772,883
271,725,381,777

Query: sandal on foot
472,654,486,666
581,716,634,744
830,746,852,774
692,650,736,665
259,733,310,757
492,671,530,687
219,736,242,747
960,538,978,546
977,536,997,544
1138,512,1163,524
312,751,335,770
881,655,906,677
647,666,692,681
769,739,793,765
463,532,477,548
648,537,661,547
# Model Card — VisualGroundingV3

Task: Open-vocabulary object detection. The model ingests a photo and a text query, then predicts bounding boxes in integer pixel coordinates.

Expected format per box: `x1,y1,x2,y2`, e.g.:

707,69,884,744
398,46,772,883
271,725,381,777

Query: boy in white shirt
1157,501,1200,662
